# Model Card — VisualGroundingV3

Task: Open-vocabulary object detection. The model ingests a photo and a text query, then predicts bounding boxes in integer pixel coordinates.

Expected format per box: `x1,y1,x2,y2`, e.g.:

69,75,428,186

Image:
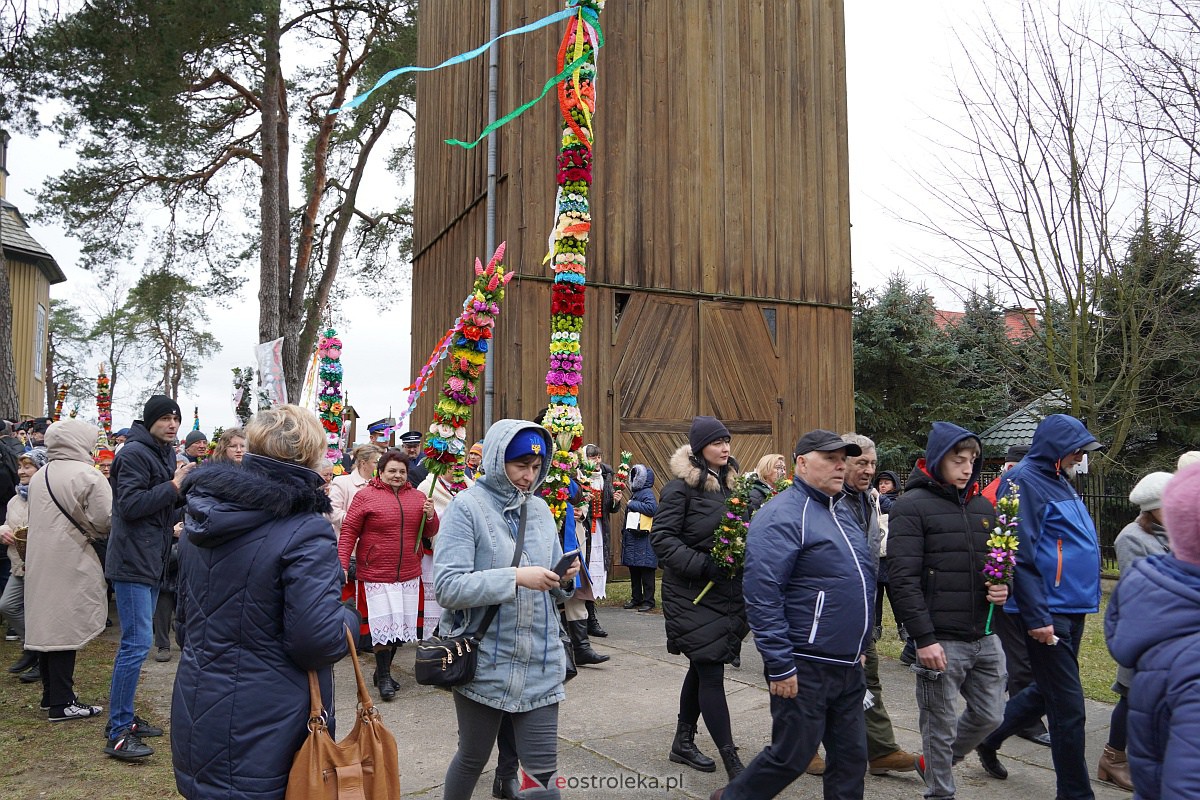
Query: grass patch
875,593,1118,703
595,576,664,610
0,638,179,799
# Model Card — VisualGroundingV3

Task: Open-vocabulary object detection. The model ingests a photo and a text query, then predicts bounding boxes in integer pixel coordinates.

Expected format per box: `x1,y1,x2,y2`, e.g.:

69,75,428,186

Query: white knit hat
1129,471,1173,512
1177,451,1200,470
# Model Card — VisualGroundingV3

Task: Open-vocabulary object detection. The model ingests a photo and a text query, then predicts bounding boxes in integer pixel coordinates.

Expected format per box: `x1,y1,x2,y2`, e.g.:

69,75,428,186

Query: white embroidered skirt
364,578,421,646
420,552,442,633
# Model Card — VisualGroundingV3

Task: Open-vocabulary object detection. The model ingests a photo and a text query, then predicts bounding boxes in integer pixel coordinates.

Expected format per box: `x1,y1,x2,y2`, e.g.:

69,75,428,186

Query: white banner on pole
255,338,289,407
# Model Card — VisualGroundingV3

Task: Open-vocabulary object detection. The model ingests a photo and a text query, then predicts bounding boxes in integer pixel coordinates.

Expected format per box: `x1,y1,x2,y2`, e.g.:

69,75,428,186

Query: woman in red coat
338,450,438,700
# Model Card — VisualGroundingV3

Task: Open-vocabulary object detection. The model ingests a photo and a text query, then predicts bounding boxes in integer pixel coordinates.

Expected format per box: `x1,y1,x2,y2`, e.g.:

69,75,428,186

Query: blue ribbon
329,7,578,114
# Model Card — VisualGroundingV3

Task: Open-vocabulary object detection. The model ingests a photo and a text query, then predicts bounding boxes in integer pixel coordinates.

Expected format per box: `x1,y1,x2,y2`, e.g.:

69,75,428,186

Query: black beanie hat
689,416,731,455
143,395,182,425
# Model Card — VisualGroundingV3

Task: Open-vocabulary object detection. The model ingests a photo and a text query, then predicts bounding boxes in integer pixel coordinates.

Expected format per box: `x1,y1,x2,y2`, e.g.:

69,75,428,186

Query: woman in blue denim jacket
434,419,578,800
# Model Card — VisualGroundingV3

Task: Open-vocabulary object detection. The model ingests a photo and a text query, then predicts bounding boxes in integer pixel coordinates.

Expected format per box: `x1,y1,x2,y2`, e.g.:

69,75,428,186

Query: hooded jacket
876,470,902,514
337,476,439,584
172,453,357,800
743,476,875,678
998,414,1101,626
651,444,750,664
1106,555,1200,800
105,420,182,585
620,465,658,569
887,422,999,647
432,419,571,713
24,420,112,651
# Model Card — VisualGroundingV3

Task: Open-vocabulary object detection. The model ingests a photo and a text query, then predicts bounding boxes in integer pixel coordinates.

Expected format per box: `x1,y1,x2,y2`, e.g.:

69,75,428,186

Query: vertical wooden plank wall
412,0,854,482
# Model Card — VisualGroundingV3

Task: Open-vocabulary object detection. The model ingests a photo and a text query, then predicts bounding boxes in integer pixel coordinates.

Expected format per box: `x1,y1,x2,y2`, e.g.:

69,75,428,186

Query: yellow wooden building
1,131,66,420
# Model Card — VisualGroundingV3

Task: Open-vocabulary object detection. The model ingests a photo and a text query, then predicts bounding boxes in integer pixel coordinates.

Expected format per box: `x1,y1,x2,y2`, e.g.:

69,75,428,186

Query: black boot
18,664,41,684
669,719,716,772
8,650,37,674
375,649,396,701
585,601,607,637
718,745,744,780
569,620,610,665
491,774,519,799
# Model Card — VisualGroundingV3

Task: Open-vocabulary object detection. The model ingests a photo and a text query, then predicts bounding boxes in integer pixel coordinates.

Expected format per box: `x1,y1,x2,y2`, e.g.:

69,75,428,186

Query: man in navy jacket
978,414,1102,800
712,430,874,800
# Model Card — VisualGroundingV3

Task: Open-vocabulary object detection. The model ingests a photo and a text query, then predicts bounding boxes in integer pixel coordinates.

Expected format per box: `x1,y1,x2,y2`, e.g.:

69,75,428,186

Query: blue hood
923,421,982,492
630,464,655,492
1107,555,1200,668
1026,414,1100,469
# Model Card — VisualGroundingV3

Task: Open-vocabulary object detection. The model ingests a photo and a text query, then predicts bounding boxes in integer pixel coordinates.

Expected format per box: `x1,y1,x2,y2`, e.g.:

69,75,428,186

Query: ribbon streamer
444,47,597,150
329,8,578,114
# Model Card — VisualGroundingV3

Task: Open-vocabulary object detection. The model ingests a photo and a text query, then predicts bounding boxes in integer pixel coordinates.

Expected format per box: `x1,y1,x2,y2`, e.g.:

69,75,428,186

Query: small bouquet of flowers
694,475,754,605
613,451,632,493
982,487,1020,634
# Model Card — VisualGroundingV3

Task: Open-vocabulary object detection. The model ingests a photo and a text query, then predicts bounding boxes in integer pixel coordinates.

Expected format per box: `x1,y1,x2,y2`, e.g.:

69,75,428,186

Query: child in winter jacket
621,464,658,611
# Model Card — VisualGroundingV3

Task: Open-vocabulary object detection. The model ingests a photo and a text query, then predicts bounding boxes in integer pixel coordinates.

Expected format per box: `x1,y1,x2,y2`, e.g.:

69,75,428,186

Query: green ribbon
445,13,604,150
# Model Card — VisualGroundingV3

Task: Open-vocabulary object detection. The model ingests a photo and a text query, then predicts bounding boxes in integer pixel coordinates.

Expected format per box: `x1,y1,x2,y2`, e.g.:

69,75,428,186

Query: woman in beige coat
24,419,113,722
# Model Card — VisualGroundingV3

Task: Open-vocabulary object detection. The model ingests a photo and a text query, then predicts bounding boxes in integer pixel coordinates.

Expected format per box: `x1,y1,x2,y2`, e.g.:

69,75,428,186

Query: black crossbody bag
414,504,527,687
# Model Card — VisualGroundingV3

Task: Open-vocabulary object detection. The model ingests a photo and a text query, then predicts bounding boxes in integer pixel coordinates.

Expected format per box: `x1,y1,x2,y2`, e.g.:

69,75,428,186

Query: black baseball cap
794,429,862,458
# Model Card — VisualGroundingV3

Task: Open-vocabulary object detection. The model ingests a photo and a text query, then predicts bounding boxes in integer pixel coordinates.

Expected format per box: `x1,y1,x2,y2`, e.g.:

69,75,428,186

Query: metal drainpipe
483,0,499,429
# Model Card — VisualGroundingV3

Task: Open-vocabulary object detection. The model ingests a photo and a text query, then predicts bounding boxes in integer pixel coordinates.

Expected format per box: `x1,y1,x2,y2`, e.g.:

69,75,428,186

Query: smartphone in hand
553,549,581,578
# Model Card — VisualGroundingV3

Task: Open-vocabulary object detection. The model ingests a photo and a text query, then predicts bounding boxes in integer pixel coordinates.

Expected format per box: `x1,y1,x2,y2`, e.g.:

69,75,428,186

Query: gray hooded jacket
433,419,570,713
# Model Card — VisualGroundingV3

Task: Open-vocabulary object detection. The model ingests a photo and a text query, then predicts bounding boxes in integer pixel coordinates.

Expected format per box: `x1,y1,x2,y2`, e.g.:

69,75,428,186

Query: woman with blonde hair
747,453,787,516
173,405,357,799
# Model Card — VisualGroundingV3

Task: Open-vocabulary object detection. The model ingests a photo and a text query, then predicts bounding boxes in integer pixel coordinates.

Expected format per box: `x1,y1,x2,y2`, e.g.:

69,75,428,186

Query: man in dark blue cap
713,430,874,800
399,430,428,488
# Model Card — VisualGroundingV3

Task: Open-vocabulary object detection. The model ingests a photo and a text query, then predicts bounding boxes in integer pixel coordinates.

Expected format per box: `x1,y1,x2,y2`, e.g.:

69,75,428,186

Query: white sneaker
49,702,104,722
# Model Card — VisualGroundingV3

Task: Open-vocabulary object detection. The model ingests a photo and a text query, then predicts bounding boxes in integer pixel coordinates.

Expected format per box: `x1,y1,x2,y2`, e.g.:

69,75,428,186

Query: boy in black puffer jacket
887,422,1010,800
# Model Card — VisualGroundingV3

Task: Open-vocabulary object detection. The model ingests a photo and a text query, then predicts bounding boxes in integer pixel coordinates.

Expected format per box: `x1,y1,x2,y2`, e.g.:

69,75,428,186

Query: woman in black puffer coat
651,416,749,782
172,406,359,800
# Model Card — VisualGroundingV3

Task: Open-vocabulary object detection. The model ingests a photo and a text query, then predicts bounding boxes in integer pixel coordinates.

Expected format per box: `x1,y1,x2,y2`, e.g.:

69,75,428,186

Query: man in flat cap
712,430,875,800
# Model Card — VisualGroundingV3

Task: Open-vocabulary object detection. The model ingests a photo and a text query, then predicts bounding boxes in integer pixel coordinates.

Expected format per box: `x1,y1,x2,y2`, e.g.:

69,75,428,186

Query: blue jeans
982,613,1093,800
107,580,159,738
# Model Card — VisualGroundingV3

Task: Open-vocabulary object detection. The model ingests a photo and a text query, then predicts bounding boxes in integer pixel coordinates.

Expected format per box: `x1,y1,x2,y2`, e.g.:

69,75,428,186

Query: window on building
33,303,46,381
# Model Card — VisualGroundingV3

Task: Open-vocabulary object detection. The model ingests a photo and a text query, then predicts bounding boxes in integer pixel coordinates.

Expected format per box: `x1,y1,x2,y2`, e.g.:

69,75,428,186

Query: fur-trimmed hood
668,443,740,493
182,453,332,548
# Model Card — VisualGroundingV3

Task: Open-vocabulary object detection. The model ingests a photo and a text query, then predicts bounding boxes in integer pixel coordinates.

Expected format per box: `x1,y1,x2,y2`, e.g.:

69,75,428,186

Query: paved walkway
223,606,1128,800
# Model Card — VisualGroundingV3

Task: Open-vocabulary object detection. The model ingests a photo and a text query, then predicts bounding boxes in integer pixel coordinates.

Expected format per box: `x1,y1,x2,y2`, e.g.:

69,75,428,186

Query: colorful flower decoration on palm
694,474,755,605
203,426,225,462
539,0,604,525
983,488,1021,634
316,329,347,475
613,451,632,494
95,365,112,447
52,382,69,422
421,243,515,504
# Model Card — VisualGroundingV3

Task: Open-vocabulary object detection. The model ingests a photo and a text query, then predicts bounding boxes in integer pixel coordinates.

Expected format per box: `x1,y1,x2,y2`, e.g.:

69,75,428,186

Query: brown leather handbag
286,629,401,799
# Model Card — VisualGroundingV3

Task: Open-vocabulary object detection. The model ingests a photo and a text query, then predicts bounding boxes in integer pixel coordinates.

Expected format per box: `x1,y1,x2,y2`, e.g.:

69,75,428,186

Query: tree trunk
257,4,283,350
0,252,20,419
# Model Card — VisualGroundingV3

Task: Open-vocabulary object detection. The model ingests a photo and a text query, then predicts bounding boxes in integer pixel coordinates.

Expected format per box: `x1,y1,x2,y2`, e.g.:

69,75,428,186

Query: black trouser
992,604,1033,694
495,713,519,780
679,660,734,750
38,650,78,711
628,567,656,606
153,590,175,650
724,658,866,800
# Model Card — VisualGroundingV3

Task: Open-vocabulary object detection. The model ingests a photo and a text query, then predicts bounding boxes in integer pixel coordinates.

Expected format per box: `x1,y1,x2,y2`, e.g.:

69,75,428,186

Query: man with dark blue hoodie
887,422,1009,800
711,430,873,800
978,414,1102,800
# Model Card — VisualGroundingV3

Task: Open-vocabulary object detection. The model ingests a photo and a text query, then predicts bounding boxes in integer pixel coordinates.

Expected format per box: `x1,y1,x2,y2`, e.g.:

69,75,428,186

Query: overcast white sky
5,0,974,432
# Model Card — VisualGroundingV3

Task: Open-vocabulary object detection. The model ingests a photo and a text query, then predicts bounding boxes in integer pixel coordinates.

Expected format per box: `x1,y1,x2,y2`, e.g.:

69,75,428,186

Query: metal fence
893,469,1133,574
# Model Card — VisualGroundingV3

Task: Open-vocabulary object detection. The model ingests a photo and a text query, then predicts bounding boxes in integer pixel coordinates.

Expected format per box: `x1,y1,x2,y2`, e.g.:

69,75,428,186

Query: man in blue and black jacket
978,414,1103,800
712,430,874,800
